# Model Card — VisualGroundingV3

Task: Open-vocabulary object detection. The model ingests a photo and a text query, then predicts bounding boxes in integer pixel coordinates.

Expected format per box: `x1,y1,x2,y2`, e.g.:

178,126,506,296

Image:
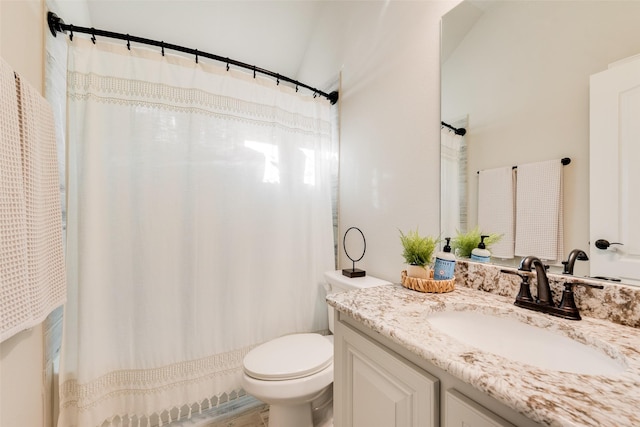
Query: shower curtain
58,38,336,427
440,126,467,237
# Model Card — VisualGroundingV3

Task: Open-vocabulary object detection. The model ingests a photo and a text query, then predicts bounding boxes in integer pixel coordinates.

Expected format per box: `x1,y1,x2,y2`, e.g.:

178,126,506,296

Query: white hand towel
477,166,515,259
514,159,564,262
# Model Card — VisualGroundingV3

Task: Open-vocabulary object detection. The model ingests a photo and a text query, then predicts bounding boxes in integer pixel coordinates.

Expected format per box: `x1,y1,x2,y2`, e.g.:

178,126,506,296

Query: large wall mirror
440,0,640,282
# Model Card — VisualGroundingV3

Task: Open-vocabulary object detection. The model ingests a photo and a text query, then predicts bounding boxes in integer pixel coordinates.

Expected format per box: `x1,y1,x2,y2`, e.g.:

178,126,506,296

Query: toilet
241,270,392,427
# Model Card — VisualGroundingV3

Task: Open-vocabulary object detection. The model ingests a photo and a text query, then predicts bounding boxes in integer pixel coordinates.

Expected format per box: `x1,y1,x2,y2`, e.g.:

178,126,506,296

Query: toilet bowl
241,271,391,427
242,333,334,427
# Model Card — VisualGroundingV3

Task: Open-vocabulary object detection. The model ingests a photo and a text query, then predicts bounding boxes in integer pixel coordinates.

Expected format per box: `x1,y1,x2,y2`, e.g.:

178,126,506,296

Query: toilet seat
243,333,333,381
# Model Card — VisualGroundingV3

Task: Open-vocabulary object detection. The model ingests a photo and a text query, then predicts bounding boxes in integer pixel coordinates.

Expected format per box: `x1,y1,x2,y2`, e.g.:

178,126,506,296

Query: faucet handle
501,269,534,303
564,280,604,290
557,283,581,319
500,268,527,279
516,274,534,303
557,280,604,320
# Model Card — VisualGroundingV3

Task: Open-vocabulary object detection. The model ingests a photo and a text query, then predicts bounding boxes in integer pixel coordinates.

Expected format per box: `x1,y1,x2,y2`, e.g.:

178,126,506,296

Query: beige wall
1,0,44,90
1,1,46,426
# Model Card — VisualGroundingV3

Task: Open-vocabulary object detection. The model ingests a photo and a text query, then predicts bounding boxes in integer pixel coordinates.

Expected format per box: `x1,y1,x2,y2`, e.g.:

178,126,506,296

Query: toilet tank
324,270,392,333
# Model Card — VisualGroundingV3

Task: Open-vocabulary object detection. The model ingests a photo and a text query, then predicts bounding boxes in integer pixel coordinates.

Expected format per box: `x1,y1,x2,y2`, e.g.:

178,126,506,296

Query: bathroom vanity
328,280,640,427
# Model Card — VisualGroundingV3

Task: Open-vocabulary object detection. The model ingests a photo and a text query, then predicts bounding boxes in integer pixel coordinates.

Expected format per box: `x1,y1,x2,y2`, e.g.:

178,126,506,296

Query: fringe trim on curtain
60,346,251,427
66,71,332,138
61,330,328,426
100,390,246,427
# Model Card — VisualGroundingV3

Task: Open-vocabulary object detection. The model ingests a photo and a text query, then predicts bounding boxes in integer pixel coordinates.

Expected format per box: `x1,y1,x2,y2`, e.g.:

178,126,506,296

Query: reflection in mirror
440,0,640,283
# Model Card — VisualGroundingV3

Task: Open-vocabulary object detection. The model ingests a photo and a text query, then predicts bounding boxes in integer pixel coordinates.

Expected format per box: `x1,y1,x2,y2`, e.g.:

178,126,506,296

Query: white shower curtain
440,127,467,237
58,38,336,427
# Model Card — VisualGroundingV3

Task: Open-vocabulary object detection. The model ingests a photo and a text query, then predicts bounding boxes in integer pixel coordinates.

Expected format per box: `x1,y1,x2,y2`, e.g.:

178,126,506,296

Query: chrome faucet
562,249,589,275
501,254,603,320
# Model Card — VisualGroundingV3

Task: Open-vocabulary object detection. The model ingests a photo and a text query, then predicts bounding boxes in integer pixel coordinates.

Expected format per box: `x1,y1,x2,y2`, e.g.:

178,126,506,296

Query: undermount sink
426,310,627,375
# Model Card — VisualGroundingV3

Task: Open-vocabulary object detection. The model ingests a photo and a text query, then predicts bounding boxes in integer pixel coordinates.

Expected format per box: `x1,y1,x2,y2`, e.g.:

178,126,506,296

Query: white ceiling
53,0,328,81
440,0,485,64
50,0,455,93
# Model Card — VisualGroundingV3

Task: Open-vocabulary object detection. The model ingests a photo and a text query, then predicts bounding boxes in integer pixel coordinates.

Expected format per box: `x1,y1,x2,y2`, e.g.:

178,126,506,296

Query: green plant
399,228,439,267
451,226,502,258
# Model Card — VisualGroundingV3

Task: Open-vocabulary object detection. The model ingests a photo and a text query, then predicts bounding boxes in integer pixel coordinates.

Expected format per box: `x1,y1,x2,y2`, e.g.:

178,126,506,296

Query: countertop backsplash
455,260,640,329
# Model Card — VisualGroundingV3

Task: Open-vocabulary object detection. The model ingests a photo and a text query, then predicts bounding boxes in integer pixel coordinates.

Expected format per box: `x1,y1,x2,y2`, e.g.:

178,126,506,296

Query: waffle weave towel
1,57,66,342
514,159,564,262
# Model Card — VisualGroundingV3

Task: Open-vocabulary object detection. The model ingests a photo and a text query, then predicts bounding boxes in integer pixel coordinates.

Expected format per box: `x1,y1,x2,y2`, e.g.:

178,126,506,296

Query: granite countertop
327,284,640,427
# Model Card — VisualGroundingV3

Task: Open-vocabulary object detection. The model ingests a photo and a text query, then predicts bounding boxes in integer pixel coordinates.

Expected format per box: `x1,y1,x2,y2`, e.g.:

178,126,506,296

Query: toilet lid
243,333,333,381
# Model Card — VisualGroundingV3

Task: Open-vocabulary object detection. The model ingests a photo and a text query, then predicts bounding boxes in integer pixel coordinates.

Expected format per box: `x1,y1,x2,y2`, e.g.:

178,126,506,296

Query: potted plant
451,226,502,258
399,228,439,279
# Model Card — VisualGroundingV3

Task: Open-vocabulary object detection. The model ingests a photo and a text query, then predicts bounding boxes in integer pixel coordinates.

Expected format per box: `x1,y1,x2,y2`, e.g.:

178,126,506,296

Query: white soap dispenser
434,237,456,280
471,235,491,263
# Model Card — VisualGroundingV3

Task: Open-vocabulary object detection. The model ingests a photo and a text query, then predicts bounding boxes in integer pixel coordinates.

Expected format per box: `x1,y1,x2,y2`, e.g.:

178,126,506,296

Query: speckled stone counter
327,284,640,427
455,260,640,328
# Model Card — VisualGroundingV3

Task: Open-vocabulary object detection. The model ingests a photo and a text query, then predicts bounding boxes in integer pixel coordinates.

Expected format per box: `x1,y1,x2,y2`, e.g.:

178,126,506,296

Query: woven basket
400,270,455,293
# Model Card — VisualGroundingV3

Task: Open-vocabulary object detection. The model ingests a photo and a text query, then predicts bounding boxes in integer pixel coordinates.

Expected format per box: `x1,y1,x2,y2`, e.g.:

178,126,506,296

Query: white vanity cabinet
334,318,439,427
445,389,515,427
334,313,542,427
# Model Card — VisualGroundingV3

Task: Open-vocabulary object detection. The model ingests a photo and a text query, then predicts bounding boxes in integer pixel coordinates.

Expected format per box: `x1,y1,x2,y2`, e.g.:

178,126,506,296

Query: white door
590,54,640,285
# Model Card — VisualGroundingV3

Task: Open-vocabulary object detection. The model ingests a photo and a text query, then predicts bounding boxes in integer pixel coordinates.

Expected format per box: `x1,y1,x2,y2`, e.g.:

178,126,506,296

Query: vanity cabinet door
334,321,438,427
445,389,515,427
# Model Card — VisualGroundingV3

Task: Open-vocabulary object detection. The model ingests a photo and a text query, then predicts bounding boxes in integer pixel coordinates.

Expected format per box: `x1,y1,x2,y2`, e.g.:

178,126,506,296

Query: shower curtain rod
441,121,466,136
47,11,339,105
476,158,571,174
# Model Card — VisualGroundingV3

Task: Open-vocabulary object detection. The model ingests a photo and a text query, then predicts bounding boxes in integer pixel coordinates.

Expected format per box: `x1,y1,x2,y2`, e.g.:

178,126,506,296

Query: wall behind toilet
299,1,460,282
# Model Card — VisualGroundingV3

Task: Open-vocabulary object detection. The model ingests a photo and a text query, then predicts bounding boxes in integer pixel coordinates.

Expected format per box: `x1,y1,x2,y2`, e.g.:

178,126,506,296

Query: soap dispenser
434,237,456,280
471,235,491,263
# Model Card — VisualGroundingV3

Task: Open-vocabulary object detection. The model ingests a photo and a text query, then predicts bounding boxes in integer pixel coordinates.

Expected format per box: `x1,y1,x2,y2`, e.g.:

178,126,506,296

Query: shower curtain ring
226,58,230,71
253,66,256,79
126,34,130,50
69,25,74,41
90,28,96,44
276,74,280,85
161,41,165,56
195,49,199,64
